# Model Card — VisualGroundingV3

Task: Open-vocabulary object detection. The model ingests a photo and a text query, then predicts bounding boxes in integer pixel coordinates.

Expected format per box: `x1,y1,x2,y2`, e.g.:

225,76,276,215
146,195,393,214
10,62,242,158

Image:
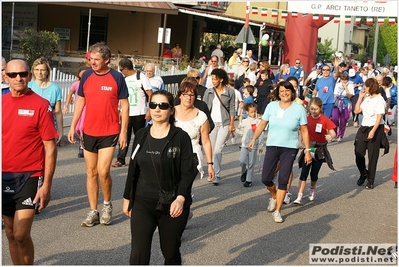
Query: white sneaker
293,197,302,205
272,211,283,223
267,198,277,212
231,137,236,144
283,192,291,204
309,187,316,201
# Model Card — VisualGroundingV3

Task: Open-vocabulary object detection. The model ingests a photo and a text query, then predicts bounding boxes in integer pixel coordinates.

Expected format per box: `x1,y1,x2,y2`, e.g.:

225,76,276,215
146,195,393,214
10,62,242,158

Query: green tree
369,19,397,66
317,38,335,63
18,28,60,67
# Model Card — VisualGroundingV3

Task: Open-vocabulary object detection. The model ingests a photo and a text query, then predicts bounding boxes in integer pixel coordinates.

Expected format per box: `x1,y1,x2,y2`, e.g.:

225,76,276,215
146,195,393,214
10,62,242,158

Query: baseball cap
315,63,323,69
349,69,356,77
85,51,91,60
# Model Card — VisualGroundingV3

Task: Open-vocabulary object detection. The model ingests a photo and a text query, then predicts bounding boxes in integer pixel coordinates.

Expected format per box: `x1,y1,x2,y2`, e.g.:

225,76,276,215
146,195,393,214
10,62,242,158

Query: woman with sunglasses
28,57,63,146
203,68,236,185
123,90,195,265
175,81,215,181
200,55,220,89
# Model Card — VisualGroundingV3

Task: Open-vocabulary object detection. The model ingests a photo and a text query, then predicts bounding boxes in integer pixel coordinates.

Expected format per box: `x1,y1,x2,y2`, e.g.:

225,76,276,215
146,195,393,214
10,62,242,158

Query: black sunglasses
149,102,171,110
6,71,29,78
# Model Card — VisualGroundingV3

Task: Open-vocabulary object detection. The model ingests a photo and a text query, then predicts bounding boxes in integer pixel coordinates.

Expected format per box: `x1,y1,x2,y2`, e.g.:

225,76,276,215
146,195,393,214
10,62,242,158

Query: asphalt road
2,120,398,265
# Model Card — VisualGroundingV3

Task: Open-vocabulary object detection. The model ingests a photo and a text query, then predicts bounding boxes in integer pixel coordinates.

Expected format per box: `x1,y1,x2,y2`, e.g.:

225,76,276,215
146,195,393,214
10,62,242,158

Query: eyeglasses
322,69,330,71
149,102,171,110
6,71,29,78
243,61,249,63
182,93,195,98
192,76,200,80
295,62,300,64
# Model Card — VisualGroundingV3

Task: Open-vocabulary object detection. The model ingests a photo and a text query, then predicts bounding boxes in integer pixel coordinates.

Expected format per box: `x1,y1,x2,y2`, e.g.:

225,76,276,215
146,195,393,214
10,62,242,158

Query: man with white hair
145,63,164,92
2,57,10,95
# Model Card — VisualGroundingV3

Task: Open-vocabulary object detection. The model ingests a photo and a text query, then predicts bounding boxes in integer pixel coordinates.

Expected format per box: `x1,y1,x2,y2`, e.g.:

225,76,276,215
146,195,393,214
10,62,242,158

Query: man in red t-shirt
68,42,129,227
2,59,58,264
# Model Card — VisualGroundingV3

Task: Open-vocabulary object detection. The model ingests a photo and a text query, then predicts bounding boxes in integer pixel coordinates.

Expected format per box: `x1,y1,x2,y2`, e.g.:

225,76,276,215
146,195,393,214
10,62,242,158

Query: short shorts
2,177,40,217
82,132,119,153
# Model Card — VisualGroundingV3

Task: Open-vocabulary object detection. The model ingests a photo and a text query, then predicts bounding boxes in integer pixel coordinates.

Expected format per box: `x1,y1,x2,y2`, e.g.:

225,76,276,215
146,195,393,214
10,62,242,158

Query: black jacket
123,124,195,210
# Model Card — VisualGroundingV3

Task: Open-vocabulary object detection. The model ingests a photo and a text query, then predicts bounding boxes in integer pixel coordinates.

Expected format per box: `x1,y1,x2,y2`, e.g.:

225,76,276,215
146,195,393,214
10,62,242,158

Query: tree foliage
317,38,335,63
369,19,397,66
18,28,60,67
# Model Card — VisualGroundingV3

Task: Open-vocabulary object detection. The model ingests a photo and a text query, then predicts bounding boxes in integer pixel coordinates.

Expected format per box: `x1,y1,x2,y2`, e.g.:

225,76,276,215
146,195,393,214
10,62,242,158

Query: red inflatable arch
283,13,332,74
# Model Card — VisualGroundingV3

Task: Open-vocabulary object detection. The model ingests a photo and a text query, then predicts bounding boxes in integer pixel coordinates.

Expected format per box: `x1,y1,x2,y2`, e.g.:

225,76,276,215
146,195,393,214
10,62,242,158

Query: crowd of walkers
2,42,396,265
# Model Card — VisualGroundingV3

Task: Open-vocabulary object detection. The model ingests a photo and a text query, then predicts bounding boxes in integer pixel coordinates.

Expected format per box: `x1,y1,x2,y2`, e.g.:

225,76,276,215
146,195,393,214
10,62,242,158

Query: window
78,12,108,49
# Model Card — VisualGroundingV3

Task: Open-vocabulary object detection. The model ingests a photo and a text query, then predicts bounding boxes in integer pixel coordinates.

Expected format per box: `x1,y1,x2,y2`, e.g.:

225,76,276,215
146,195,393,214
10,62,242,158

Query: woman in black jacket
123,91,195,265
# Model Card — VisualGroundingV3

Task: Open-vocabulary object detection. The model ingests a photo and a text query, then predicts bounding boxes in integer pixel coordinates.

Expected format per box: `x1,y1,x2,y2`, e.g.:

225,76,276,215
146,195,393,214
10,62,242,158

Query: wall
37,4,163,57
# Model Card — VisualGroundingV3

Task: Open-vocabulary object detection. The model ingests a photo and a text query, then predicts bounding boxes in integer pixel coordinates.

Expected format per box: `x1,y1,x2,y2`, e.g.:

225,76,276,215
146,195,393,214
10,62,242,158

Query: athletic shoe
240,171,247,182
267,198,277,212
283,192,292,204
272,211,283,223
337,137,342,142
308,187,316,201
81,210,100,227
100,204,113,225
207,177,213,182
78,147,84,158
111,160,125,167
353,121,359,128
231,137,236,144
365,183,374,190
212,176,220,185
293,197,302,205
243,181,252,187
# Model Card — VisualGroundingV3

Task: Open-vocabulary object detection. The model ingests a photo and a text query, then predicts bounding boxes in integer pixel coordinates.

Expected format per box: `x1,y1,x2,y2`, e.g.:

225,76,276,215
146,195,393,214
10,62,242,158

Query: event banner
287,1,397,17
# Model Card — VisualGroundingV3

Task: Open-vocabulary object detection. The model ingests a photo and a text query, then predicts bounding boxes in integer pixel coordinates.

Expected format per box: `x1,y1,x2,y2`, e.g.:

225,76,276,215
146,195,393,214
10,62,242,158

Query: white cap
349,69,356,77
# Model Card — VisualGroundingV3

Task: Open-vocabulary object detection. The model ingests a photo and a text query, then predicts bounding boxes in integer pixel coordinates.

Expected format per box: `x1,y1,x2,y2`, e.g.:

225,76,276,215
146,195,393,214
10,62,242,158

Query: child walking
236,103,264,187
293,97,336,204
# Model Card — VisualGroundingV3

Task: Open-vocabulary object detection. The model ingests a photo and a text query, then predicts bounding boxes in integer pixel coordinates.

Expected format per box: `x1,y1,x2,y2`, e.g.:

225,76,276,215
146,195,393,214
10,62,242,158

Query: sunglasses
6,71,29,78
191,76,200,80
243,61,249,63
322,69,330,71
149,102,171,110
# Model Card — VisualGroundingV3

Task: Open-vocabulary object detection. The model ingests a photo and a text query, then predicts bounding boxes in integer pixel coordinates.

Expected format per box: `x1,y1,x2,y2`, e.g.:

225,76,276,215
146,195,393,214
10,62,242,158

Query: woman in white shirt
354,78,389,189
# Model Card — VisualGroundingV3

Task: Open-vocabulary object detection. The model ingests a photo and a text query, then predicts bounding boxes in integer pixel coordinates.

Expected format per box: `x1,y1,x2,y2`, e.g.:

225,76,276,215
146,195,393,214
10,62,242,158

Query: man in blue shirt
289,58,304,84
313,59,340,118
349,69,364,127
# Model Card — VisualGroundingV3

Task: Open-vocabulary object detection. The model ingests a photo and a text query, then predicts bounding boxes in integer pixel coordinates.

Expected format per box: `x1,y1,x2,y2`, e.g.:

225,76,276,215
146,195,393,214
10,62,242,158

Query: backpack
136,70,148,102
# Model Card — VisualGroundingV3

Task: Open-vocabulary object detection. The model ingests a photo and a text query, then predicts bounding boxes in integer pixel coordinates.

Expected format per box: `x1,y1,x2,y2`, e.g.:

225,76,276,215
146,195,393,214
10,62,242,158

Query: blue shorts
261,146,298,190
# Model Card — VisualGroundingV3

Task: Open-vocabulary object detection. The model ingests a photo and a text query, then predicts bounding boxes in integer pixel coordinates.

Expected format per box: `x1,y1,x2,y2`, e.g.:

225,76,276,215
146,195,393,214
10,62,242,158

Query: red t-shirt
78,68,128,136
2,90,58,175
307,114,336,143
